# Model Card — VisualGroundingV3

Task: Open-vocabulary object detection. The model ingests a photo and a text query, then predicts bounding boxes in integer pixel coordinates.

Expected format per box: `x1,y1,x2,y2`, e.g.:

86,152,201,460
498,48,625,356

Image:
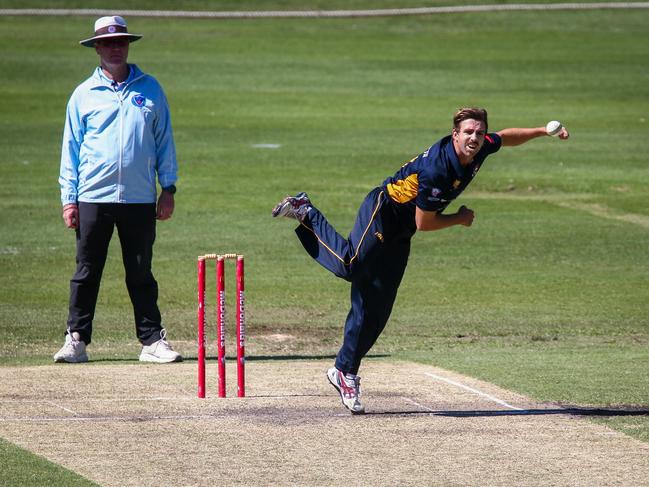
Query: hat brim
80,33,142,48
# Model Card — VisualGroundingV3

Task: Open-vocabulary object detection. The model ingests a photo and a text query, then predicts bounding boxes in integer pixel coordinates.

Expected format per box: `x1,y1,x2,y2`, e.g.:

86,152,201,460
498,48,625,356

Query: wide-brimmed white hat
79,16,142,47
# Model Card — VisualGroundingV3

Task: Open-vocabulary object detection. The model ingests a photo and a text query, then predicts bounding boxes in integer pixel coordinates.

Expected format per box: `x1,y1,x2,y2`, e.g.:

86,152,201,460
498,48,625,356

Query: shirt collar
444,136,468,179
93,64,134,88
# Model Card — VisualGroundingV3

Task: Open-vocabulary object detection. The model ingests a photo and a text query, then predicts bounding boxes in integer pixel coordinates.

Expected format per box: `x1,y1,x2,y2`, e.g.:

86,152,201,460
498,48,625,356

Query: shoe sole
327,370,365,415
139,354,183,363
53,355,88,364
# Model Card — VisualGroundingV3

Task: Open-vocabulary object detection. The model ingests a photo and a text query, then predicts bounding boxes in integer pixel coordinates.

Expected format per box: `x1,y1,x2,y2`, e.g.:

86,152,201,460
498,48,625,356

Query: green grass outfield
1,2,648,483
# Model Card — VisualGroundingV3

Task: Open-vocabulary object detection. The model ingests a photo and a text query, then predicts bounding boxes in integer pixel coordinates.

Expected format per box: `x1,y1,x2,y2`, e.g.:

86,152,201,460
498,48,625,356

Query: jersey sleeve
59,91,84,205
152,85,178,189
484,132,502,154
415,170,448,213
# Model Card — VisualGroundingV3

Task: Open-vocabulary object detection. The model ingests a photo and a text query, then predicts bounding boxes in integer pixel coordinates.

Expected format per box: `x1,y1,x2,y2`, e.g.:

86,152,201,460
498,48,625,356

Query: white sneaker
53,332,88,363
327,367,365,415
139,329,182,363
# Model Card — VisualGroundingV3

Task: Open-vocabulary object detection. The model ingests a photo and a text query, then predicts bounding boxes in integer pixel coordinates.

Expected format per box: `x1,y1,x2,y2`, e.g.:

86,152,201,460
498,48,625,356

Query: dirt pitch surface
1,360,648,486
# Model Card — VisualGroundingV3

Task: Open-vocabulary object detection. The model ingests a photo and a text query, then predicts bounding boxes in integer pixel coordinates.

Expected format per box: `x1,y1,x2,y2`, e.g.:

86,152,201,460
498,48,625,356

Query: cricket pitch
1,360,648,486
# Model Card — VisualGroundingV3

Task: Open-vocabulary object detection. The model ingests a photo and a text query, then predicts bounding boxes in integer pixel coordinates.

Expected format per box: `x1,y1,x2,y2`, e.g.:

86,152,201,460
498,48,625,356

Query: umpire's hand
62,204,79,229
156,191,175,220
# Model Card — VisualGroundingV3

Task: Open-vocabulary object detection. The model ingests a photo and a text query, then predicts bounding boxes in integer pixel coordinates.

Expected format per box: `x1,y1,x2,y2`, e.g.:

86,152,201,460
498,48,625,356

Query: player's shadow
86,353,390,363
247,354,390,361
368,407,649,417
181,353,391,362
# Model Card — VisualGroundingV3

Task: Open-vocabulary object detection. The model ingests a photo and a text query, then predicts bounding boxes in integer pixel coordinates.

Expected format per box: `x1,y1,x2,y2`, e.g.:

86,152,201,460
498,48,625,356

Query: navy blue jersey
382,133,502,214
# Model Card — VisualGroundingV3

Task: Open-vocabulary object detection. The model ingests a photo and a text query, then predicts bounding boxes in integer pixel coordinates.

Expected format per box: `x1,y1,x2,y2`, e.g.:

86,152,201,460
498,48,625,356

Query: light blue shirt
59,64,177,205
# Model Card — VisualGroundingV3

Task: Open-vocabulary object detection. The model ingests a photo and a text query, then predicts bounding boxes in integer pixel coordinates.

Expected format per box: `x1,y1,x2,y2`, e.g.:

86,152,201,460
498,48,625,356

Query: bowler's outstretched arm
497,125,570,146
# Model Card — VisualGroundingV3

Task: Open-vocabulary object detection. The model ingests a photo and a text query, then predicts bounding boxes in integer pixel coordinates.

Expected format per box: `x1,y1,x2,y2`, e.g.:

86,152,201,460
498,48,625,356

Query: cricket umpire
55,16,181,363
272,107,570,413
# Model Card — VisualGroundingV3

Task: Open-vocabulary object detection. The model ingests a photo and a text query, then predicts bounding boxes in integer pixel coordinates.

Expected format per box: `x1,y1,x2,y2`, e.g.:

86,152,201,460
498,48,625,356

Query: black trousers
66,202,163,346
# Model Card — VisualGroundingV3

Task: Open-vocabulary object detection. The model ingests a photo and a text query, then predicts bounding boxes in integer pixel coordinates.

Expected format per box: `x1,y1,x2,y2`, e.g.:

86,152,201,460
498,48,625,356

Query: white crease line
0,397,195,404
403,397,436,412
424,372,523,410
45,401,77,415
0,414,223,423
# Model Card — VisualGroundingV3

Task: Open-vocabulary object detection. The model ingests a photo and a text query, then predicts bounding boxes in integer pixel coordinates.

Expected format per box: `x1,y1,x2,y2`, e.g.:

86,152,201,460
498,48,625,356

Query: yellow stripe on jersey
386,173,419,203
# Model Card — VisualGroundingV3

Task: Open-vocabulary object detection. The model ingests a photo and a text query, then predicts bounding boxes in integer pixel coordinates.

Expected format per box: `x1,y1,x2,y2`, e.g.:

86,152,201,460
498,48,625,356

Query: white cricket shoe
327,367,365,415
53,332,88,363
271,192,312,222
139,329,182,363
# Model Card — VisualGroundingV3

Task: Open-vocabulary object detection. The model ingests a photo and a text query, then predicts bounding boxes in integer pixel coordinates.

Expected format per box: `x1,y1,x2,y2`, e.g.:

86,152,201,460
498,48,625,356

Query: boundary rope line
1,3,649,19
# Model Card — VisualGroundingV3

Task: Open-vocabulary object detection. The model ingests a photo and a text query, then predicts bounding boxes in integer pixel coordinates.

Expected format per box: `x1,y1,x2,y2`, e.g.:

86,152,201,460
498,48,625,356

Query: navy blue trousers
296,188,415,374
66,202,163,346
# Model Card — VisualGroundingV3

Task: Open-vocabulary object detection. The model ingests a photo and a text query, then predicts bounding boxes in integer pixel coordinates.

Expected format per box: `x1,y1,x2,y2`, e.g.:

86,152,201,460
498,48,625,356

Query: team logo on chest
131,94,146,107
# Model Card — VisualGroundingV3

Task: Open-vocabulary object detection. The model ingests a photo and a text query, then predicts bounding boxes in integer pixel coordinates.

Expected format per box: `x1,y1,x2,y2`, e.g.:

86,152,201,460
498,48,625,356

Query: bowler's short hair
453,107,488,132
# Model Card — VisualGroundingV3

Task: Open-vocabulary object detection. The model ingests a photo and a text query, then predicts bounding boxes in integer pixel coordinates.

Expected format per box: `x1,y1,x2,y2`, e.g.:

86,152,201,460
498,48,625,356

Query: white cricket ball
546,120,562,136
